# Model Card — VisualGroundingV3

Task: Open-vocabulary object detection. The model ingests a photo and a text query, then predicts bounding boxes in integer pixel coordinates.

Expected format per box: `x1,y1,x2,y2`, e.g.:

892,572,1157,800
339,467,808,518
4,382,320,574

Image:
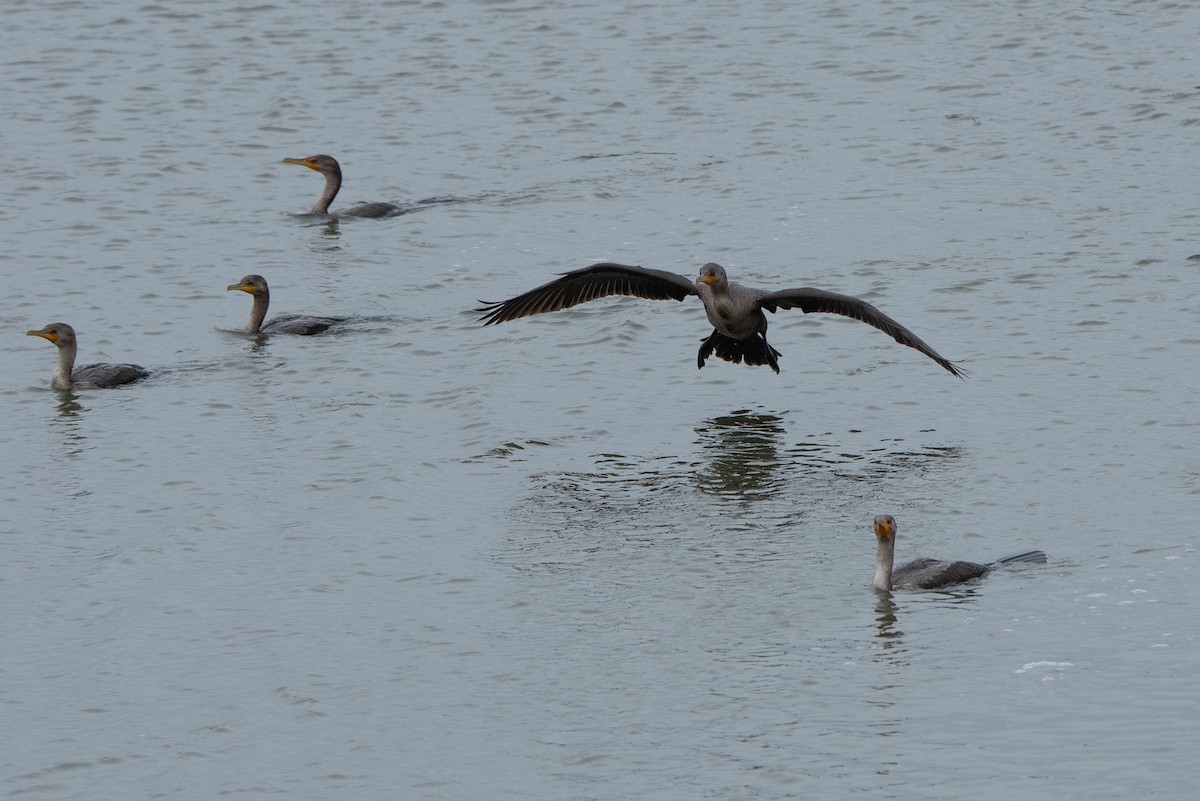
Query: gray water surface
2,1,1197,799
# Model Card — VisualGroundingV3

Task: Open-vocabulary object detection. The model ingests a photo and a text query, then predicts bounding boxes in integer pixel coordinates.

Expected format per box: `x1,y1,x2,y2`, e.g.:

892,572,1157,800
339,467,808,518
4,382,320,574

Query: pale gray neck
873,535,895,592
313,171,341,214
696,280,729,308
52,340,77,390
246,291,270,333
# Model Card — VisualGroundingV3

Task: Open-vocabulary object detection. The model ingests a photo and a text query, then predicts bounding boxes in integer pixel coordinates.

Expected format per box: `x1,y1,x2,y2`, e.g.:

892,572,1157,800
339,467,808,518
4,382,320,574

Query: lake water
2,0,1197,798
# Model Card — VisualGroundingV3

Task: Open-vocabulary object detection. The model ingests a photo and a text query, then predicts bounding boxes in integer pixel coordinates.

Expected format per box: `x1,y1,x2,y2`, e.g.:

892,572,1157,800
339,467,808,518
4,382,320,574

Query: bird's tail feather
992,550,1047,566
698,331,782,373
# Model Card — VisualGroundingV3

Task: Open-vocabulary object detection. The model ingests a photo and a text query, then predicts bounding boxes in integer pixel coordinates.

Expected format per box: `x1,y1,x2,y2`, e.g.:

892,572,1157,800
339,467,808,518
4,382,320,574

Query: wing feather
477,262,698,325
759,287,964,378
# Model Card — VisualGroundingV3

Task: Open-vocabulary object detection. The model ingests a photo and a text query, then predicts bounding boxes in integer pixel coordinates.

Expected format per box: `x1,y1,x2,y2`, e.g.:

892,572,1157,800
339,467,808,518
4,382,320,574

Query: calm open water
2,1,1197,798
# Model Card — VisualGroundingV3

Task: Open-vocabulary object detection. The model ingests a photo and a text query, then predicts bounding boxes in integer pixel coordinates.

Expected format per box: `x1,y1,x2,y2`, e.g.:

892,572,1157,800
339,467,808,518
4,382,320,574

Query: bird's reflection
871,584,983,665
874,592,901,638
36,389,90,461
288,213,345,243
920,587,982,605
872,592,908,665
694,409,787,500
240,333,274,354
692,413,964,507
501,416,968,580
53,389,84,420
316,216,342,242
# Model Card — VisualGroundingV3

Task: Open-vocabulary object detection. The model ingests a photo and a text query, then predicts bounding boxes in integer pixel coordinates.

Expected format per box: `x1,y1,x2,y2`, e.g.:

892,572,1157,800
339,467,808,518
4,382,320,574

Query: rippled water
3,0,1197,798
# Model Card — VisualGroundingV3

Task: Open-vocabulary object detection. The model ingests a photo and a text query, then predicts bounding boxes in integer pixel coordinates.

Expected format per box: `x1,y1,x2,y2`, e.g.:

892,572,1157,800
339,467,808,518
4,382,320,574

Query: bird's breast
704,299,762,339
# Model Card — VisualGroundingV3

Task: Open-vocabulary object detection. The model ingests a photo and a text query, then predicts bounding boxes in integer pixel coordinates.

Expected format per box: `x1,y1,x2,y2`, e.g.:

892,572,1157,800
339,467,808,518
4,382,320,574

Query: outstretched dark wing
758,287,965,378
477,262,698,325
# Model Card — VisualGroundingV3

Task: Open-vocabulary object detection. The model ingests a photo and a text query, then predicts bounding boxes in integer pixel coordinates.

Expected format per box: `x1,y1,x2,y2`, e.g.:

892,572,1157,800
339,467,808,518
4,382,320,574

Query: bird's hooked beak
697,272,718,286
26,328,58,343
874,515,896,539
227,282,256,294
281,157,320,172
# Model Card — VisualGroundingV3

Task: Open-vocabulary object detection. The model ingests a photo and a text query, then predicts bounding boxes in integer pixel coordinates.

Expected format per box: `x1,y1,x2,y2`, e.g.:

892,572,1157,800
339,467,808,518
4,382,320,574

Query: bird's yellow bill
281,157,320,171
26,329,58,342
227,283,255,294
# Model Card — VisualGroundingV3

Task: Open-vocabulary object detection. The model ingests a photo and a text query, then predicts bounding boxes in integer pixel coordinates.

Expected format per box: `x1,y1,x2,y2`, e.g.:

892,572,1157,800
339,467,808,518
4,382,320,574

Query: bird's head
26,322,76,348
226,275,269,296
697,262,727,286
874,514,897,540
281,155,341,176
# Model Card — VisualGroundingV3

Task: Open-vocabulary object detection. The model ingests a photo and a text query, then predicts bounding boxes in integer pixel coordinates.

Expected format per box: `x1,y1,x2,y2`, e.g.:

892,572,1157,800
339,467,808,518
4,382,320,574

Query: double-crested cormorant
281,154,400,218
477,262,963,376
226,275,343,335
872,514,1045,591
26,323,149,390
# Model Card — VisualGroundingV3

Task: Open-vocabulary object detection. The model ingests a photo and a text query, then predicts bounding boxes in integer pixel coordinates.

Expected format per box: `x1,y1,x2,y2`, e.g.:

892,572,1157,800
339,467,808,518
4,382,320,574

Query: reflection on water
48,390,89,460
53,390,84,420
873,594,903,642
243,334,273,353
871,594,910,672
875,582,982,610
693,411,964,504
316,217,341,242
694,409,787,501
506,409,798,535
917,587,982,605
871,586,983,665
787,435,962,481
505,412,968,542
